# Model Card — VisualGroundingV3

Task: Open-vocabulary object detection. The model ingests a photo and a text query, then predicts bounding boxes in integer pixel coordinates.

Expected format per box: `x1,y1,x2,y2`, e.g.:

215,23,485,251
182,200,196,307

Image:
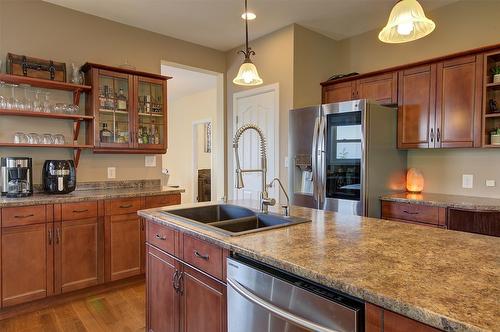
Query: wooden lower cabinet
1,223,53,307
366,303,441,332
55,217,103,294
381,201,447,228
106,213,143,281
448,208,500,237
180,262,226,332
147,244,180,332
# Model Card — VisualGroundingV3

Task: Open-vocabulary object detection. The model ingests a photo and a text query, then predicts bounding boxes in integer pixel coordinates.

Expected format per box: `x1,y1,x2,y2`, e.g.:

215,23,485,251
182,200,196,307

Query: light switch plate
107,167,116,179
284,157,289,168
486,180,496,187
145,155,157,167
462,174,473,189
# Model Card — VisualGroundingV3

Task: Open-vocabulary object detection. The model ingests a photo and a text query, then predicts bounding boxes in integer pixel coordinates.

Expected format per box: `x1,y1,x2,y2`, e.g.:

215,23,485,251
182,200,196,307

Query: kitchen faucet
267,177,290,216
233,124,275,213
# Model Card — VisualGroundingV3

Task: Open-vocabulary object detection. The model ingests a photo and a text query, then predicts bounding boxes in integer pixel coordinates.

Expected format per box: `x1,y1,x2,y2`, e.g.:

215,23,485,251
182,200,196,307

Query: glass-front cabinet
82,63,169,153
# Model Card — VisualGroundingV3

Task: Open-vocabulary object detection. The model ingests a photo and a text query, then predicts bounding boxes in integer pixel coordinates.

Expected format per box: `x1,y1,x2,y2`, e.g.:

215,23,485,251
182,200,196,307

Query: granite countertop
139,201,500,332
0,183,184,207
381,192,500,211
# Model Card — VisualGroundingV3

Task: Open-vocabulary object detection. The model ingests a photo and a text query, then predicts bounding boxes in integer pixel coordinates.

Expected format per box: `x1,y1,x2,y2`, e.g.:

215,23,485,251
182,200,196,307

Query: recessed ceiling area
43,0,457,51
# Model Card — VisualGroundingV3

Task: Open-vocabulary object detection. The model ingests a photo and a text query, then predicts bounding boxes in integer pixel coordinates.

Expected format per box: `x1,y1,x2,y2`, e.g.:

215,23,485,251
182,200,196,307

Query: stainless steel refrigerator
288,100,407,218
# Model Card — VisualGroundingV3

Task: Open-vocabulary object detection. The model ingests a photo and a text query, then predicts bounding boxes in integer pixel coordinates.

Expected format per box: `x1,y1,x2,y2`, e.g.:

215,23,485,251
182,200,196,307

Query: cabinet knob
194,250,209,261
155,233,167,240
430,129,434,143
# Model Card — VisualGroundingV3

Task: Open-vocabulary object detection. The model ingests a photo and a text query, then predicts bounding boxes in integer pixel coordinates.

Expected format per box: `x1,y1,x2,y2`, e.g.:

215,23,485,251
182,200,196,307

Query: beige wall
334,0,500,198
0,0,225,184
293,25,340,108
226,25,294,195
163,88,217,203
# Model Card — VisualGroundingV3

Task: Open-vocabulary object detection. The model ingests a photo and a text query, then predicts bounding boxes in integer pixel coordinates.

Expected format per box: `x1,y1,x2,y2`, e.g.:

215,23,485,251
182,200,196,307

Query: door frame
230,83,280,201
192,119,213,202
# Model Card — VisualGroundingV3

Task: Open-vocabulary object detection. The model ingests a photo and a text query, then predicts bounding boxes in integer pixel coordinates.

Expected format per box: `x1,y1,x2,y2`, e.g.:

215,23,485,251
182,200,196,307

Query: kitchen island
139,200,499,332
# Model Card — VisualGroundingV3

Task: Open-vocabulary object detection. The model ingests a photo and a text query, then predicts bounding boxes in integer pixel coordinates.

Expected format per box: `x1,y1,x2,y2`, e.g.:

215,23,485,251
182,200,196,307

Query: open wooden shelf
0,73,91,92
0,143,93,149
0,109,93,120
485,113,500,118
483,144,500,148
486,81,500,89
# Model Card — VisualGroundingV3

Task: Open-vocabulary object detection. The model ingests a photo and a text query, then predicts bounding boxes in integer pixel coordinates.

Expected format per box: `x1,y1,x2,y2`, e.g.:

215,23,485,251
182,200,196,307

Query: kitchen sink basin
160,204,310,236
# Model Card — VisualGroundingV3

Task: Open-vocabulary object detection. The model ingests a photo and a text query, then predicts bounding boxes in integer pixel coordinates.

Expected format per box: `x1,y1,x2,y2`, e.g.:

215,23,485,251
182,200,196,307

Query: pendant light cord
245,0,249,54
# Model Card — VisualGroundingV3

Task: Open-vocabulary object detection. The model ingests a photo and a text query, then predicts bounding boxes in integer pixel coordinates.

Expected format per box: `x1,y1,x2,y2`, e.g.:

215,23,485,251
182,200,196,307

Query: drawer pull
72,209,89,213
14,214,34,219
48,229,53,245
403,210,419,215
119,204,133,209
194,250,209,261
155,234,167,240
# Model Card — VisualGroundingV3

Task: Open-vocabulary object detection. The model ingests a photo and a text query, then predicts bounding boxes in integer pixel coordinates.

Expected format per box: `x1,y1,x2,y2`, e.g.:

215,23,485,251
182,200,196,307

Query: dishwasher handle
227,277,340,332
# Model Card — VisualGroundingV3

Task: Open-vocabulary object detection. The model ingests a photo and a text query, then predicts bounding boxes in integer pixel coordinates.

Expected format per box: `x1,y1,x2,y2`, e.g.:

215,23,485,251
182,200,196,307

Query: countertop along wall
333,0,500,198
0,0,225,184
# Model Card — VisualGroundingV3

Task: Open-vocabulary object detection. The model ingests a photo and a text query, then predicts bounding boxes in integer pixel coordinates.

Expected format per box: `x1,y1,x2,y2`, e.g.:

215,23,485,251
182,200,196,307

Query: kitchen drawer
61,201,98,221
2,205,47,227
145,194,181,209
381,201,446,226
106,197,143,216
182,234,223,280
147,221,176,255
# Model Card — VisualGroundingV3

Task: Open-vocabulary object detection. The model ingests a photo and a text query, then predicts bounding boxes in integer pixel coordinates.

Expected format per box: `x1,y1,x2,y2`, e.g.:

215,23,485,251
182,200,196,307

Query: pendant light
233,0,263,86
379,0,436,44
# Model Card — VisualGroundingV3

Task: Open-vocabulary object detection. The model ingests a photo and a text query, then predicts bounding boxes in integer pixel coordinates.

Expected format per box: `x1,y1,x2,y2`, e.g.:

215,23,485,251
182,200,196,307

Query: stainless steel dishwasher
227,255,364,332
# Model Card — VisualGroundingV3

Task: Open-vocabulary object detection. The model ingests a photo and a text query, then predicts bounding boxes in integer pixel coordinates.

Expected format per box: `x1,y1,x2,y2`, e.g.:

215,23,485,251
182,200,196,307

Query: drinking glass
53,103,66,113
53,134,65,145
19,84,32,111
27,133,41,144
0,82,7,109
66,104,79,114
32,90,42,112
42,134,54,145
6,84,20,110
42,92,52,113
14,132,28,144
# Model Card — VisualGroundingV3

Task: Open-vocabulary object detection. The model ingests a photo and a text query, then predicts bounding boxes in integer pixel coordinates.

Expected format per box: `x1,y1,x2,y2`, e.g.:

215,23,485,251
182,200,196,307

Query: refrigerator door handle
311,117,320,204
318,116,327,207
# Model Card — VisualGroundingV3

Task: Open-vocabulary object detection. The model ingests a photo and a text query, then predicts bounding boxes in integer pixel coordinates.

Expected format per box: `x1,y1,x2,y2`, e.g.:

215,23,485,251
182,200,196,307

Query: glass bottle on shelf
100,123,112,143
151,121,160,144
142,127,149,144
117,88,127,111
137,127,144,144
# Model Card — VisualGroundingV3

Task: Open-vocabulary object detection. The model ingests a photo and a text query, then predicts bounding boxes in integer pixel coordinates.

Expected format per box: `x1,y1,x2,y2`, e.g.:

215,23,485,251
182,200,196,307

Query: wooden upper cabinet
397,65,437,149
435,55,483,148
323,81,355,103
82,63,170,154
356,72,398,105
1,223,54,307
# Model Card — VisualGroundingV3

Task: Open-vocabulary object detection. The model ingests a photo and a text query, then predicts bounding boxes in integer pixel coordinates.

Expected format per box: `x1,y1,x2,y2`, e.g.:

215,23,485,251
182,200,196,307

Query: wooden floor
0,283,146,332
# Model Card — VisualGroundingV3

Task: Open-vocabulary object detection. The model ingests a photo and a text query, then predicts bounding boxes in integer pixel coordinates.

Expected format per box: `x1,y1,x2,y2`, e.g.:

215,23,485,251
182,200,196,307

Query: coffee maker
42,160,76,194
1,157,33,198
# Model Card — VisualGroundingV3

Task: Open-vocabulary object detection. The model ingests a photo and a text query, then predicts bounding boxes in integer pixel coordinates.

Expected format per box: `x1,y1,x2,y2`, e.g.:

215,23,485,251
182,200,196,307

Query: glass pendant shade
233,60,263,86
379,0,435,44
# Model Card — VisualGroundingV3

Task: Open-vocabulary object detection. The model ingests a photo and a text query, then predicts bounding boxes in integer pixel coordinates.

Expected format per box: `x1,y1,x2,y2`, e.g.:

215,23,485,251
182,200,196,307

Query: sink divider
206,216,258,227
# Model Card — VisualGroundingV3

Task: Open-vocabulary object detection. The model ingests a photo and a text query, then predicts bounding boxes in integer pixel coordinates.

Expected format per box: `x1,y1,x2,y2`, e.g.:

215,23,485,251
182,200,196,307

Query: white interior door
233,84,279,201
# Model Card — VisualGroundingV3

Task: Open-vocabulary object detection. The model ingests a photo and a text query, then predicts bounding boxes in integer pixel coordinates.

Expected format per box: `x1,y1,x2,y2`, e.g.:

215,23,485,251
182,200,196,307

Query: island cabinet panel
435,55,482,148
366,303,441,332
356,72,398,104
180,262,226,332
181,234,224,280
397,65,437,149
448,209,500,237
1,222,54,307
146,244,180,332
323,81,356,103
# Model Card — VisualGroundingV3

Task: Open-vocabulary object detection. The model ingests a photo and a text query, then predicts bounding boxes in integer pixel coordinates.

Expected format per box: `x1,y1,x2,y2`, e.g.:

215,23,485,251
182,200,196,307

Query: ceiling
44,0,457,51
161,65,217,101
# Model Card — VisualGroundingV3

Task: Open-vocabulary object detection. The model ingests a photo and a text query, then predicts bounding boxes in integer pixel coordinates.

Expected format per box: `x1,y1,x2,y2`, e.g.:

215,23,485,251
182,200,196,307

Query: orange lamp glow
406,168,424,193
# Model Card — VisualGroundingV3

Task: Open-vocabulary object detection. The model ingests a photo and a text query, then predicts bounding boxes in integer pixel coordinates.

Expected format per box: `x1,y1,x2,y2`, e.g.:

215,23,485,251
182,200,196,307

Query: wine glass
6,84,20,110
0,81,7,109
32,90,42,112
42,92,52,113
19,84,32,111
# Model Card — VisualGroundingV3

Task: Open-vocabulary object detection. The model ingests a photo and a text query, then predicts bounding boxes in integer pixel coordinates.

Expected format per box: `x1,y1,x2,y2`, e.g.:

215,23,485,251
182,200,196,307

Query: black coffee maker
42,160,76,194
1,157,33,198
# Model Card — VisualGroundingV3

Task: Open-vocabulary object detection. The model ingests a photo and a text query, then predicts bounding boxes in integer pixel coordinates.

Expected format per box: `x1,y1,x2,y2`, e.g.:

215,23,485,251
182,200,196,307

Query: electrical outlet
145,155,156,167
462,174,473,189
486,180,496,187
107,167,116,179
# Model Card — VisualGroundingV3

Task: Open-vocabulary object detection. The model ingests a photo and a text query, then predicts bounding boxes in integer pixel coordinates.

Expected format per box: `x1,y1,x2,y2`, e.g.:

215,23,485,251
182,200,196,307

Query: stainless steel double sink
160,204,310,236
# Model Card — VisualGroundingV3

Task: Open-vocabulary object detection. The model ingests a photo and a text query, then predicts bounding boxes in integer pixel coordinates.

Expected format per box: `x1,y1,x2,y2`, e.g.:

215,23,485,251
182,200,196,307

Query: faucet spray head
235,169,244,189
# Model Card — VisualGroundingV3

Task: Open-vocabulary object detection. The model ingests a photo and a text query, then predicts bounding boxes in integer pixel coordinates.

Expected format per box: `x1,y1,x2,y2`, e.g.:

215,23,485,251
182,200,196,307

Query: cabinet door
180,262,226,332
366,303,440,332
106,213,142,281
322,81,355,103
55,218,103,294
146,245,179,332
1,223,53,307
94,69,134,149
357,73,397,105
448,209,500,237
435,55,483,148
134,76,168,151
397,65,437,148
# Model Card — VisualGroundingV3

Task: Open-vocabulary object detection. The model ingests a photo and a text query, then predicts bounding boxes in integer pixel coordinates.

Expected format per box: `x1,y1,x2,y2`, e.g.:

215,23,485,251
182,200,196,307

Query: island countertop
139,201,500,332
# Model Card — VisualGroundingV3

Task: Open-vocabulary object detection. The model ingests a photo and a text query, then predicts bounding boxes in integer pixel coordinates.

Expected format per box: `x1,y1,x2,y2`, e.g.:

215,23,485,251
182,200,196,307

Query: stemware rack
0,73,93,166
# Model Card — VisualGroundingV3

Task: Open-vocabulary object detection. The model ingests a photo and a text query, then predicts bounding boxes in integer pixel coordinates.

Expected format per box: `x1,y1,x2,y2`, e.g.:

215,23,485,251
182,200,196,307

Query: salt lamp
406,168,424,193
